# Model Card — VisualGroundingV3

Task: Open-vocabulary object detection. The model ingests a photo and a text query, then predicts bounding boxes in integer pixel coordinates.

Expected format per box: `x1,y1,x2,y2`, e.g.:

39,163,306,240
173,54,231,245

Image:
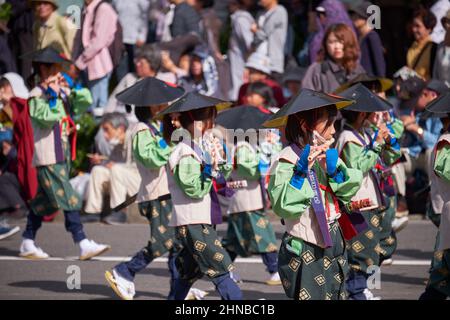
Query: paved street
0,218,438,300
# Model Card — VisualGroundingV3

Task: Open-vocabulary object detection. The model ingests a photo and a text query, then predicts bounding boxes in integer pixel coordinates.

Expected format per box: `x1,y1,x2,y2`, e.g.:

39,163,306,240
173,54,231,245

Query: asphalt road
0,218,439,300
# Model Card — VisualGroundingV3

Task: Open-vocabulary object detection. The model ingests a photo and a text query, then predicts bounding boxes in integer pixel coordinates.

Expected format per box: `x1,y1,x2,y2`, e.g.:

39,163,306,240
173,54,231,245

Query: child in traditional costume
19,47,110,260
266,89,363,300
160,92,243,300
419,91,450,300
336,83,402,300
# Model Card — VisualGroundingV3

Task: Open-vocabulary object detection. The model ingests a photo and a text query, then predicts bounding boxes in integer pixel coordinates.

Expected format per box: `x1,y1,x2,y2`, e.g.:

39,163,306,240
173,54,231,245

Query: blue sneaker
0,225,20,240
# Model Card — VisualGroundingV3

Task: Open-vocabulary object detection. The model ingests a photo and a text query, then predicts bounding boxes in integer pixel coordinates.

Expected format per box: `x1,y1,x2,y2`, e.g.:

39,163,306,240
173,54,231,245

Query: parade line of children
9,47,450,300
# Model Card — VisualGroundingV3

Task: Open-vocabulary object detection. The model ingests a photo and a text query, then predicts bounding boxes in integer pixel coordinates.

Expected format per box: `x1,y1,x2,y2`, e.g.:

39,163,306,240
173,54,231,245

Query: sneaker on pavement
363,289,381,300
185,288,209,300
392,216,409,233
102,211,127,225
0,225,20,240
79,239,110,261
105,269,135,300
381,258,393,266
266,272,282,286
19,239,49,259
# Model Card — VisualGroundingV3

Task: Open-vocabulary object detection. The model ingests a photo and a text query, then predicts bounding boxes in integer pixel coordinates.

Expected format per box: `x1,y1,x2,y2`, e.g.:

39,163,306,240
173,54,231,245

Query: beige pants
84,164,141,214
391,148,433,197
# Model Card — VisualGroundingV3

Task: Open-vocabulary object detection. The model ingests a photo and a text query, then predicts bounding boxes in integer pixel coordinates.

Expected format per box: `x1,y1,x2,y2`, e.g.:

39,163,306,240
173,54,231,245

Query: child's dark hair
0,77,10,90
340,109,367,124
178,106,217,130
162,114,176,143
285,106,337,145
134,106,153,123
246,81,275,108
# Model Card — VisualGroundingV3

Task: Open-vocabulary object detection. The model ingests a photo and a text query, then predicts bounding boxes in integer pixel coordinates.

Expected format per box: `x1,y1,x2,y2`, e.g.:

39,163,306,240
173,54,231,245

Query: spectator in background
245,81,277,113
84,113,141,225
6,0,34,80
433,9,450,86
227,0,254,101
282,65,305,99
237,51,285,108
302,23,365,93
178,45,219,97
105,44,174,123
430,0,450,44
308,0,355,65
0,9,16,74
112,0,151,82
251,0,288,80
407,8,437,81
168,0,200,38
73,0,118,118
349,1,386,77
31,0,76,59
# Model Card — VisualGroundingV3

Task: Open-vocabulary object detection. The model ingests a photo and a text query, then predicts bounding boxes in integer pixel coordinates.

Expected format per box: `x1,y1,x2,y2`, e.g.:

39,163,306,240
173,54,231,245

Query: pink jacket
74,0,117,81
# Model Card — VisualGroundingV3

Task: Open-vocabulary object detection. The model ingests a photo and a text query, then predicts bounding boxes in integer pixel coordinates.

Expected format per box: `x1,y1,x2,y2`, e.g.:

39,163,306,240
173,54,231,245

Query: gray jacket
112,0,150,44
253,5,288,74
302,59,366,93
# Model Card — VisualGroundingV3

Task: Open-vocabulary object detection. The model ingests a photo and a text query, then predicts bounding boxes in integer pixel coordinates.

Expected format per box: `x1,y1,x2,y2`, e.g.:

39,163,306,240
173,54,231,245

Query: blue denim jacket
405,112,443,158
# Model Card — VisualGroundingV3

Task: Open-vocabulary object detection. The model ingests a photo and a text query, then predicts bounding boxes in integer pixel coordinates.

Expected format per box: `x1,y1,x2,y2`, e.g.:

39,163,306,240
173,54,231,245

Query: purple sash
290,144,333,248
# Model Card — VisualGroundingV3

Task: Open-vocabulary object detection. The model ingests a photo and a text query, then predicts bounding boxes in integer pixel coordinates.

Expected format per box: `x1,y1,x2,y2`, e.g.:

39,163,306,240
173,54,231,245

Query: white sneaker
19,239,49,259
105,269,135,300
392,216,409,233
381,258,393,266
79,239,110,261
363,289,381,300
185,288,209,300
266,272,282,286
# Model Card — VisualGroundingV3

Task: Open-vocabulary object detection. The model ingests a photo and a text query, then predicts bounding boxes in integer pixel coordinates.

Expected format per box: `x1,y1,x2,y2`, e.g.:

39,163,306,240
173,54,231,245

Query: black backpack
92,1,124,68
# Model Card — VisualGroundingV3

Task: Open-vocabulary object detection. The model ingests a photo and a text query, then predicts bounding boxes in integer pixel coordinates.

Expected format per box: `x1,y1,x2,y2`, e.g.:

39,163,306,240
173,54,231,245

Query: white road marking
0,256,432,265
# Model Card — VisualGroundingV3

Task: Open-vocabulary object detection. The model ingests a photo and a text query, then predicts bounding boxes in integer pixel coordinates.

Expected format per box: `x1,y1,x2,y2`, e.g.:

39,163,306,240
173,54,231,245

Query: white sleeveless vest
132,122,170,203
430,133,450,251
167,142,211,227
335,130,382,211
270,146,340,248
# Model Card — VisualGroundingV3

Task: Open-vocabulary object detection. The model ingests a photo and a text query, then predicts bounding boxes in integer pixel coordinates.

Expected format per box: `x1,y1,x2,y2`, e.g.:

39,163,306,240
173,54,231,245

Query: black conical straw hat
338,83,393,112
115,77,185,106
21,47,71,64
216,105,272,130
424,91,450,118
263,88,354,128
158,92,232,116
334,73,393,94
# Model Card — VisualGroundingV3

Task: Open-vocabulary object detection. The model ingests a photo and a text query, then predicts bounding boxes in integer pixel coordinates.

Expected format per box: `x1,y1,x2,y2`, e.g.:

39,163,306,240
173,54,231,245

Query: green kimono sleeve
268,160,315,219
235,145,260,180
341,142,382,174
132,130,171,169
326,160,363,204
434,144,450,184
174,155,213,199
380,144,402,166
390,118,404,139
70,88,93,115
29,97,65,128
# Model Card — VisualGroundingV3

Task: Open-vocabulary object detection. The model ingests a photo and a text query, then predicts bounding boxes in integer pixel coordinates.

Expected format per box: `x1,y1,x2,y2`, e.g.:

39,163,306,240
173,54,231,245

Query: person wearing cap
302,23,365,94
266,89,363,300
31,0,76,59
227,0,255,101
178,45,219,98
432,9,450,86
407,8,438,81
400,80,447,185
158,92,242,300
250,0,288,79
282,66,306,99
19,47,111,260
336,84,402,300
237,51,285,108
419,91,450,300
348,1,386,78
